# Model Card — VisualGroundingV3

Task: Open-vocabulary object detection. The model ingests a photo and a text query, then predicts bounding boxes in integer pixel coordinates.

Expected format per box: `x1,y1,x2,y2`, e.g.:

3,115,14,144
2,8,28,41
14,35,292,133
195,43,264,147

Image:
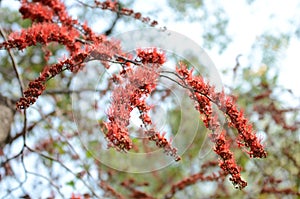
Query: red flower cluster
1,23,80,52
175,62,267,189
145,129,180,161
16,51,87,109
136,48,166,64
23,0,77,26
104,48,180,160
213,130,247,189
15,38,123,109
19,1,54,22
224,97,267,158
0,0,125,109
104,53,161,151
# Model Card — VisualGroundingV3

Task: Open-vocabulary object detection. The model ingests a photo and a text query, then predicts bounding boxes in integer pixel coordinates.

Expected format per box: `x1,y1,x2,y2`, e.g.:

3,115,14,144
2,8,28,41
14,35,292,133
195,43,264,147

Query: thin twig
8,110,56,144
2,152,28,199
0,25,25,94
104,4,121,36
26,171,65,198
26,146,101,198
0,25,28,150
44,88,106,95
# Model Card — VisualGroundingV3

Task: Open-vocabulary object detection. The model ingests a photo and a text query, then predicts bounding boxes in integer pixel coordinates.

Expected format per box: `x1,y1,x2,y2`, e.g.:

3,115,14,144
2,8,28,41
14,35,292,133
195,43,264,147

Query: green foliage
251,33,290,66
167,0,203,14
167,0,231,53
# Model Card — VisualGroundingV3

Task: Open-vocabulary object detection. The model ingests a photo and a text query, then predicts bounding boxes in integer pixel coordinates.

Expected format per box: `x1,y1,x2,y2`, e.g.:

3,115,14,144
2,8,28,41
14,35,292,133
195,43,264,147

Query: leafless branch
0,25,25,95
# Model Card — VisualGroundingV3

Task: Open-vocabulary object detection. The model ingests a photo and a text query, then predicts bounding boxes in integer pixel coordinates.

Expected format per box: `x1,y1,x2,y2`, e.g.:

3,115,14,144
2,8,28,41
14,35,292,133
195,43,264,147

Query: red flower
213,130,247,189
71,193,81,199
104,49,180,160
20,1,54,22
175,62,267,159
136,48,166,65
175,62,267,189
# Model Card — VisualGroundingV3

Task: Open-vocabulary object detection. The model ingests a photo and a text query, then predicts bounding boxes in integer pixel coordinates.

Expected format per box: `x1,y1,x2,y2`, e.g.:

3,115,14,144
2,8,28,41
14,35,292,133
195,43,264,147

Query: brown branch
76,0,159,27
121,179,156,199
26,146,101,198
0,25,25,95
164,171,225,199
233,54,242,79
104,4,121,36
44,88,106,95
283,148,300,168
0,25,28,149
7,110,56,145
26,170,64,198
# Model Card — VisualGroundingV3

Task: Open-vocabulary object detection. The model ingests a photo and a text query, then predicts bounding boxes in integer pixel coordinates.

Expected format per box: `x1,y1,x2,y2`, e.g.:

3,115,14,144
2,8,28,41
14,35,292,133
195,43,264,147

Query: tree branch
0,25,25,95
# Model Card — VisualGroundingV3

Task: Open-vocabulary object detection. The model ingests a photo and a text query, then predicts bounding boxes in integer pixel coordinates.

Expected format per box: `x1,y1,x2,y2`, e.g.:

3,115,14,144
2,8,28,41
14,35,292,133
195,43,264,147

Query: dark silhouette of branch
0,25,28,149
0,25,25,94
104,6,120,35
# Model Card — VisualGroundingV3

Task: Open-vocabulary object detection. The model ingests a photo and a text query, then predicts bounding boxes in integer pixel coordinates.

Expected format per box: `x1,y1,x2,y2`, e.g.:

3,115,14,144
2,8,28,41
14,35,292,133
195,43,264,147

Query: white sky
161,0,300,97
221,0,300,97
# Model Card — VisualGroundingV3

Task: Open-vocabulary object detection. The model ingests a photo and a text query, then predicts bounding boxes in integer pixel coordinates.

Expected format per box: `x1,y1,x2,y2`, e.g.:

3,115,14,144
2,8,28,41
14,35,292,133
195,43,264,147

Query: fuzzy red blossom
145,129,180,161
0,23,80,53
16,51,86,109
30,0,78,26
0,3,123,110
104,84,135,151
134,13,142,19
105,49,179,160
104,61,159,151
176,63,267,158
212,130,247,189
16,0,103,55
224,99,267,158
104,70,151,150
16,39,122,109
20,0,98,43
81,22,107,44
136,48,166,64
19,1,54,22
175,62,267,188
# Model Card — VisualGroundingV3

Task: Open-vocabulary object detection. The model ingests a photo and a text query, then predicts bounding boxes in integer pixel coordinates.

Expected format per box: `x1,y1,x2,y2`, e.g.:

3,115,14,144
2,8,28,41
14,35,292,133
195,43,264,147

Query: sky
220,0,300,97
128,0,300,97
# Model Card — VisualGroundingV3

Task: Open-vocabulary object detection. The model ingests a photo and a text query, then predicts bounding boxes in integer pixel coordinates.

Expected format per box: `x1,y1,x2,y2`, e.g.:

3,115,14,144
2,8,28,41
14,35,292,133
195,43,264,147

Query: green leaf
66,180,75,188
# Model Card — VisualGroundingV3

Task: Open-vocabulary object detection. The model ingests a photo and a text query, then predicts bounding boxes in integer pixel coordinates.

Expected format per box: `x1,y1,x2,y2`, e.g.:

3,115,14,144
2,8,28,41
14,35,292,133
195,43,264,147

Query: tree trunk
0,94,14,146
